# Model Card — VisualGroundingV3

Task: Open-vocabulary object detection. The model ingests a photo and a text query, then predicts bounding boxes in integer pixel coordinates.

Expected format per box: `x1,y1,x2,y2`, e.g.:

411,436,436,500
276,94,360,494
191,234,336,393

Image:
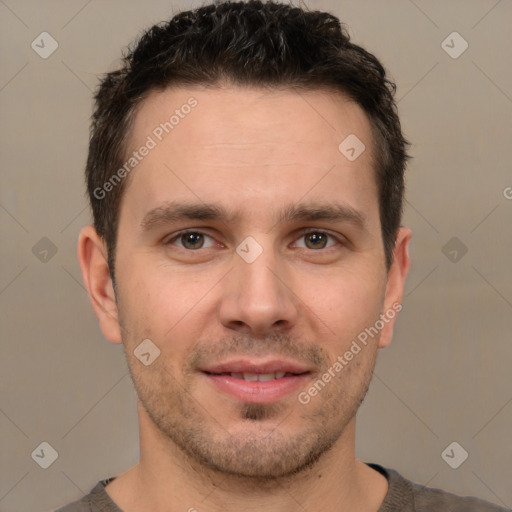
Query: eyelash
164,229,342,251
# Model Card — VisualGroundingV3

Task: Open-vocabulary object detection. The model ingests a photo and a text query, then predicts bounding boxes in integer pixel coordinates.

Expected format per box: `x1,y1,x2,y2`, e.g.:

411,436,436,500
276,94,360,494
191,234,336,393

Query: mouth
200,359,312,403
204,371,301,381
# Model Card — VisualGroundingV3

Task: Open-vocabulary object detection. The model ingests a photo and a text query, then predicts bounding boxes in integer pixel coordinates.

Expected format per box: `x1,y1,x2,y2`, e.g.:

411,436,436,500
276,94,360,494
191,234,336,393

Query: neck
105,403,388,512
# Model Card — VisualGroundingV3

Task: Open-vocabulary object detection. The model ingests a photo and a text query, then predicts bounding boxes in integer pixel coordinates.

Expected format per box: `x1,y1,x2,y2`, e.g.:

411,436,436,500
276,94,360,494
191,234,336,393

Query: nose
218,246,299,337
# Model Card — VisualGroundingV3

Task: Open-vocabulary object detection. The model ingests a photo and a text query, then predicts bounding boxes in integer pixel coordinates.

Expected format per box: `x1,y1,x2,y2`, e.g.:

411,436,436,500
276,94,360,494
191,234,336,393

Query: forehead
119,85,379,226
130,85,374,160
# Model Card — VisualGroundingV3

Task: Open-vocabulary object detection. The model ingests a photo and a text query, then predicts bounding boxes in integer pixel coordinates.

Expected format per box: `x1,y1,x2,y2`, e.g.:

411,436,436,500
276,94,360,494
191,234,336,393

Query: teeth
229,372,288,381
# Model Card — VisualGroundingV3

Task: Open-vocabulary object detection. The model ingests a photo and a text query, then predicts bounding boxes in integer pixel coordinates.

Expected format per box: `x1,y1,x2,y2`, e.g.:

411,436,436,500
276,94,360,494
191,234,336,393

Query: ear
378,227,411,349
77,225,122,344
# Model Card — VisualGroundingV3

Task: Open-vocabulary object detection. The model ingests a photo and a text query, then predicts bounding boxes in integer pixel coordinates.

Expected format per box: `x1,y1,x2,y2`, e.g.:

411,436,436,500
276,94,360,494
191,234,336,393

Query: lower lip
203,373,310,403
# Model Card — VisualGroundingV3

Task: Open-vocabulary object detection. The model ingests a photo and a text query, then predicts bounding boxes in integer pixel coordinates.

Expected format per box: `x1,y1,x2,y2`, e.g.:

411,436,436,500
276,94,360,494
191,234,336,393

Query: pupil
306,233,326,249
183,233,203,249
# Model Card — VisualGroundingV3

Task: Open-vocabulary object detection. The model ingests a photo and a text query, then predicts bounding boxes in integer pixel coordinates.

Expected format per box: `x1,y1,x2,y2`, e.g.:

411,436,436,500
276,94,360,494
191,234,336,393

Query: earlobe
378,227,412,349
77,225,123,344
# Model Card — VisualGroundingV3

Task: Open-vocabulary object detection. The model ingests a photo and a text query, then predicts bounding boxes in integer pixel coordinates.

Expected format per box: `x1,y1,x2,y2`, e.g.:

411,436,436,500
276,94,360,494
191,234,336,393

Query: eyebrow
140,200,368,232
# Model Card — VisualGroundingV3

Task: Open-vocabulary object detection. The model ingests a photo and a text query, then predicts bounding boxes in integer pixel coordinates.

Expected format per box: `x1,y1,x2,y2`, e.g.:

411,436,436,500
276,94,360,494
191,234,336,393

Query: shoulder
368,463,510,512
54,478,121,512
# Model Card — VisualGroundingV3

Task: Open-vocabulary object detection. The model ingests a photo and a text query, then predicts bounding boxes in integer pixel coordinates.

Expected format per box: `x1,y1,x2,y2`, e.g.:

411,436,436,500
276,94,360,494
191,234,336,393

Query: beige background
1,1,511,511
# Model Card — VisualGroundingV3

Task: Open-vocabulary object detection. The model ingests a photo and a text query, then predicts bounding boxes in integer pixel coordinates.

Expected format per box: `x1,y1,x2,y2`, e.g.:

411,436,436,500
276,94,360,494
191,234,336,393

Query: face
82,85,410,480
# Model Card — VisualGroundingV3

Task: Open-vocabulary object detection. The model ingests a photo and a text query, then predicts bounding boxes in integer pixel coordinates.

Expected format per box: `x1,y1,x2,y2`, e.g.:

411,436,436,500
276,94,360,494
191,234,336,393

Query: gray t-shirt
55,463,510,511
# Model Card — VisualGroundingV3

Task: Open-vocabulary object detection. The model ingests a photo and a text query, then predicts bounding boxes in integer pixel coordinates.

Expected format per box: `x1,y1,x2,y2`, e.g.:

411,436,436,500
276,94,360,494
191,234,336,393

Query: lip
201,358,312,375
203,373,311,403
200,358,313,404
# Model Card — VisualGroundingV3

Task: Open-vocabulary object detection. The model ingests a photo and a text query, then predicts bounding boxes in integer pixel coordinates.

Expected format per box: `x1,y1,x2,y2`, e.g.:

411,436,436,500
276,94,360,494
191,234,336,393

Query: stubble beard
126,337,377,482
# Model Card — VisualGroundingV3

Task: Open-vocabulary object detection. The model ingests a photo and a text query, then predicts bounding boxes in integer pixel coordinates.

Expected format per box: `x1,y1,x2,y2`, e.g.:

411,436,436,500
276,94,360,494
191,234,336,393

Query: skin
78,85,411,512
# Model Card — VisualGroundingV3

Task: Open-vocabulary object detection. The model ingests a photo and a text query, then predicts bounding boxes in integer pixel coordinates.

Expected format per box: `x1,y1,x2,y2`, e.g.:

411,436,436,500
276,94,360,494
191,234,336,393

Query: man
57,1,508,511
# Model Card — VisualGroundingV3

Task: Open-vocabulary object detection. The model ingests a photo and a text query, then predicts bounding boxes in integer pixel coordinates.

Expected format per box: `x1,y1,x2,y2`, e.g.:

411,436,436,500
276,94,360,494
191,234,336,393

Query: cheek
116,261,219,352
295,266,386,339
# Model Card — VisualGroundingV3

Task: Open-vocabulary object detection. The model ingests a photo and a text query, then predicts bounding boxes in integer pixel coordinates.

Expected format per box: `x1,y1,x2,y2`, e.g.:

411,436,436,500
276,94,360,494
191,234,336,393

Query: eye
166,231,217,250
294,231,338,250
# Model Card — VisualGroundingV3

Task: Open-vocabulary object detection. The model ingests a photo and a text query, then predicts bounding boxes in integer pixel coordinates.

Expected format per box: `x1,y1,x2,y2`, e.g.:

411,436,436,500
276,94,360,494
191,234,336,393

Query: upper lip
201,359,312,375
